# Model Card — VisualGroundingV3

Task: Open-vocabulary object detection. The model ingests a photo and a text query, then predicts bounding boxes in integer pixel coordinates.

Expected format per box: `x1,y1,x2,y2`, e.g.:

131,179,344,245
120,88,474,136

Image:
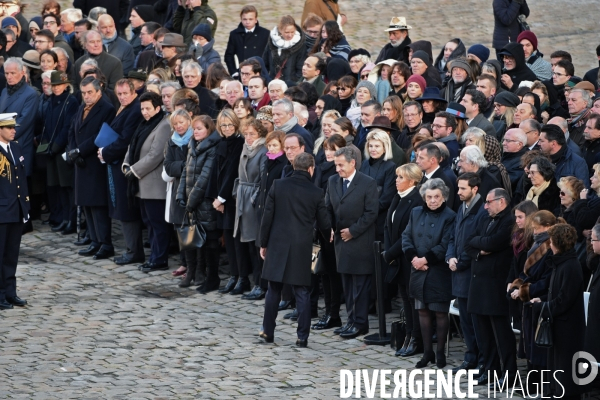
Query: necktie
6,144,14,163
342,179,349,195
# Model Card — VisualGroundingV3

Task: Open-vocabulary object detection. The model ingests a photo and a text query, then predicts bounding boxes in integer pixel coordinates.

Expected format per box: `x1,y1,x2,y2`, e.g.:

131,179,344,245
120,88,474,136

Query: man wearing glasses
41,13,74,63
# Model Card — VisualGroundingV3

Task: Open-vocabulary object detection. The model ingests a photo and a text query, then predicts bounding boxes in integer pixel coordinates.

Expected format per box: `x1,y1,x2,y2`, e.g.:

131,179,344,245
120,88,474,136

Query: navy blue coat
501,149,526,193
39,92,79,152
224,22,270,75
0,82,39,176
492,0,529,49
102,98,144,221
359,156,396,239
68,97,116,207
446,196,486,298
0,141,30,223
554,146,589,188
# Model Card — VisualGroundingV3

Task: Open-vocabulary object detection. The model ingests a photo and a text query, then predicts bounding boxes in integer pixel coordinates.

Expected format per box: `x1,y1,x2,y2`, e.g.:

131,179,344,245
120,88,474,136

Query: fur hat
256,105,273,123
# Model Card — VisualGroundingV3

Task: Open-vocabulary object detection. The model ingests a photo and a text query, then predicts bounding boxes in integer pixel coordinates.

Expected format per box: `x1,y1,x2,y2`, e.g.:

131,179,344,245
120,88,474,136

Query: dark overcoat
359,157,396,239
584,259,600,363
224,22,270,75
260,171,330,286
326,171,379,275
102,98,143,221
466,207,514,315
68,97,116,207
163,138,189,225
256,153,288,241
402,203,456,304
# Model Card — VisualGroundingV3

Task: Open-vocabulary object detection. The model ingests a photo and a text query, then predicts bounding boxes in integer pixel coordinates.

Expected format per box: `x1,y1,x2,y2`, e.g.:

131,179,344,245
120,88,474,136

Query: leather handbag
176,213,207,251
534,302,553,348
390,320,406,350
311,243,324,274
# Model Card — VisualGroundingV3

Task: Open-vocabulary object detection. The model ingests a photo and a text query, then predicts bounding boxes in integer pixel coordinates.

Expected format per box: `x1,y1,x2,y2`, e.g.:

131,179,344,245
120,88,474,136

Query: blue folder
94,123,119,148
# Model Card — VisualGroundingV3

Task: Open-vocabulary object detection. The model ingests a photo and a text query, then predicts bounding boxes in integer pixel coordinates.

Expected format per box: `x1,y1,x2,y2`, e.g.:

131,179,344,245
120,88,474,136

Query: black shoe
242,286,266,300
219,276,237,293
93,248,115,260
473,365,486,379
42,219,52,225
6,296,27,306
278,300,294,311
259,331,274,343
140,262,169,273
137,262,149,271
340,326,369,339
396,334,411,356
476,373,489,386
0,299,14,309
296,339,308,348
489,374,516,391
241,286,258,299
452,361,477,373
197,278,221,294
284,309,298,320
333,323,352,335
22,220,33,234
74,237,92,246
436,351,447,368
230,277,251,295
78,245,100,256
402,337,424,357
114,255,145,265
51,220,68,232
312,316,343,330
416,351,436,368
61,222,76,235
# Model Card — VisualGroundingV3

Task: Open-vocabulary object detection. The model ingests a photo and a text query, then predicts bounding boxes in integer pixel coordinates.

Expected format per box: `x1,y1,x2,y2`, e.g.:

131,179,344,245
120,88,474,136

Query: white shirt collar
529,140,539,150
245,27,255,33
424,166,440,179
344,170,357,184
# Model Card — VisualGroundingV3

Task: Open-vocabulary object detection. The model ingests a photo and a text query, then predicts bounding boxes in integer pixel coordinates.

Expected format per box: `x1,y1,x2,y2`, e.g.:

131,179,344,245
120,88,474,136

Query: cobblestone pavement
1,221,524,399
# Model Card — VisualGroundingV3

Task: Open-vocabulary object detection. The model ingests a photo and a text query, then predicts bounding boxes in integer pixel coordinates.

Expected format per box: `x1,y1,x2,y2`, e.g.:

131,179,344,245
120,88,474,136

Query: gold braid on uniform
0,152,11,183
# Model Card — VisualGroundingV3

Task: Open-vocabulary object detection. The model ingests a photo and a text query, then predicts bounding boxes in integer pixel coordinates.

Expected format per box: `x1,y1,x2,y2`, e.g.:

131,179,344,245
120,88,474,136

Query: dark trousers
398,280,420,338
233,236,251,278
120,219,145,260
322,271,342,318
83,206,112,250
47,186,62,224
457,297,481,365
473,313,518,376
0,221,24,301
139,199,169,263
247,242,264,287
223,229,239,276
263,280,311,340
341,273,371,330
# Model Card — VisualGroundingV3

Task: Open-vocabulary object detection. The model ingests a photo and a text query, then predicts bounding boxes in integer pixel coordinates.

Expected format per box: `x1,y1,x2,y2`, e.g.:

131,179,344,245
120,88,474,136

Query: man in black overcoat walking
259,153,330,347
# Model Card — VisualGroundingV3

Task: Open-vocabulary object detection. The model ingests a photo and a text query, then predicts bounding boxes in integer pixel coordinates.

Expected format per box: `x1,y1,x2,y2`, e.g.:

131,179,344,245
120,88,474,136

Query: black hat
411,50,430,64
494,91,520,108
348,48,370,61
133,5,155,24
446,102,466,119
416,87,447,103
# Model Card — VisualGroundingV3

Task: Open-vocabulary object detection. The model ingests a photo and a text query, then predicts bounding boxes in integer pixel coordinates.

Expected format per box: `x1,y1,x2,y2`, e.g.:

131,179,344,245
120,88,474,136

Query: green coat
172,3,218,46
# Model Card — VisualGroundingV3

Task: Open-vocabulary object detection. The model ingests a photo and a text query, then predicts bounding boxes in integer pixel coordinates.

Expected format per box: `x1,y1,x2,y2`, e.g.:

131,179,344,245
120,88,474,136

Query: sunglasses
360,74,369,79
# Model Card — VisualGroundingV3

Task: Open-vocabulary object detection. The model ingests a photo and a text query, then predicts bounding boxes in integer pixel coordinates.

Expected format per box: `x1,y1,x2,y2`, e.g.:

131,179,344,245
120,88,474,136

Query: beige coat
122,117,171,200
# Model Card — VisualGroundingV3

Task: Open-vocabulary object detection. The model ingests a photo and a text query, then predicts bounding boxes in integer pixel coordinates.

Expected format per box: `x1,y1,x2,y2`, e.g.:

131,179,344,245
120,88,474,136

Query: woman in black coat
262,15,307,87
524,157,561,213
531,224,585,399
102,80,144,264
585,225,600,375
206,109,245,294
382,163,424,357
312,134,346,331
38,72,79,234
402,178,456,368
163,109,193,287
177,116,221,294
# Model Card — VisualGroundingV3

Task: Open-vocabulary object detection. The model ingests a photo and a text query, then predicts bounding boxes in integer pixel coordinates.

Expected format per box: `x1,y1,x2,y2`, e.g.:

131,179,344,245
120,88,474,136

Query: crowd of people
1,0,600,397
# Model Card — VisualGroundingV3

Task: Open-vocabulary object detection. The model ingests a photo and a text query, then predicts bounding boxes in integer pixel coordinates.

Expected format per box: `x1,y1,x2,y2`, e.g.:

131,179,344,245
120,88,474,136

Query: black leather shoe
395,334,411,356
230,276,251,295
489,374,516,391
416,351,436,368
473,365,486,379
312,315,343,330
436,351,447,368
140,262,169,273
296,339,308,348
241,285,258,299
259,331,274,343
51,220,68,232
402,337,424,356
333,323,352,335
452,361,478,373
278,300,294,311
476,373,489,386
6,296,27,306
137,262,149,271
61,222,76,235
78,245,100,256
284,309,298,320
93,248,115,260
114,255,145,265
74,237,92,246
340,326,369,339
197,278,221,294
219,276,237,293
0,299,14,309
242,286,266,300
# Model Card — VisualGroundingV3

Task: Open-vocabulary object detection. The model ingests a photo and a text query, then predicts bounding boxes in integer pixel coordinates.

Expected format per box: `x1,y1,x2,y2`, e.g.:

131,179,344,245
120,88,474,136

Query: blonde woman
313,109,341,164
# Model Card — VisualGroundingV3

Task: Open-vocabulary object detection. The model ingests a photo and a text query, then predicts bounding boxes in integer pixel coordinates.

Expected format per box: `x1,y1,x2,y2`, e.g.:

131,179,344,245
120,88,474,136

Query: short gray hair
273,98,294,114
61,8,83,23
490,188,511,204
225,80,243,92
41,70,55,80
293,101,308,120
160,81,181,92
51,47,69,59
2,28,15,41
334,146,357,163
83,30,102,45
81,58,99,69
4,57,23,70
506,128,528,146
461,126,485,144
181,60,203,75
268,79,288,92
80,76,102,91
419,177,450,201
461,145,488,168
571,88,593,108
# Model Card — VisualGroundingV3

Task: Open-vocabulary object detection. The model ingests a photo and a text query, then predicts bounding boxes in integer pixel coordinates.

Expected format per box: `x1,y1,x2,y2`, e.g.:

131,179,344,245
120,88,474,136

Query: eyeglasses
552,72,567,77
338,87,350,91
220,124,235,129
284,145,300,151
306,29,320,36
484,198,503,205
44,20,57,25
524,129,537,135
431,124,447,129
527,170,540,176
360,74,369,79
493,103,504,109
34,40,49,44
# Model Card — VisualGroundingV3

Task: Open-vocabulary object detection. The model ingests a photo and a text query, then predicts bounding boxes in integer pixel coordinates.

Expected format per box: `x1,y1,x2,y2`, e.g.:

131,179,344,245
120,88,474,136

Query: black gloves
50,143,62,156
68,149,85,168
123,166,136,181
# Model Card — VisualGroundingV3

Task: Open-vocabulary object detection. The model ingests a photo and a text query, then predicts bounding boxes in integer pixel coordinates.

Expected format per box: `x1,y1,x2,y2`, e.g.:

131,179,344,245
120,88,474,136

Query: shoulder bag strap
322,0,338,19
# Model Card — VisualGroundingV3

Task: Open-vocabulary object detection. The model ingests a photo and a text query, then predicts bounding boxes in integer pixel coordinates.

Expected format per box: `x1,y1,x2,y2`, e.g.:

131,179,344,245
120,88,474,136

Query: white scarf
270,26,301,56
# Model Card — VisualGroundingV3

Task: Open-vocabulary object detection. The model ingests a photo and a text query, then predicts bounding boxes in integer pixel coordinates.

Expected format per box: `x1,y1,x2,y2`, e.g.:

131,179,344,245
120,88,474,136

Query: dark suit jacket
68,97,116,207
260,171,330,286
0,141,30,223
326,171,379,275
469,113,497,139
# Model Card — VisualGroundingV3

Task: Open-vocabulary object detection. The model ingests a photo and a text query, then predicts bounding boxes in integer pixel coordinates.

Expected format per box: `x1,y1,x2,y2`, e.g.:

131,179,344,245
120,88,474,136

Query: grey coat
326,171,379,275
234,140,267,242
402,203,456,303
123,117,171,200
468,113,498,140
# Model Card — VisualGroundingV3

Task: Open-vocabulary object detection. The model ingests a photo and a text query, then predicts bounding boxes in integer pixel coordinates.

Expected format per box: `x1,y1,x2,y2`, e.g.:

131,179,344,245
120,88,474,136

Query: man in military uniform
0,112,30,310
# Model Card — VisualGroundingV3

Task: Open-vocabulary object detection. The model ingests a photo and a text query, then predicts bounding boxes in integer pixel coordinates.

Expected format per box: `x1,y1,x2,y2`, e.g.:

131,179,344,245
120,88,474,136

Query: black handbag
534,302,553,347
311,243,325,274
176,212,207,251
390,320,407,350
